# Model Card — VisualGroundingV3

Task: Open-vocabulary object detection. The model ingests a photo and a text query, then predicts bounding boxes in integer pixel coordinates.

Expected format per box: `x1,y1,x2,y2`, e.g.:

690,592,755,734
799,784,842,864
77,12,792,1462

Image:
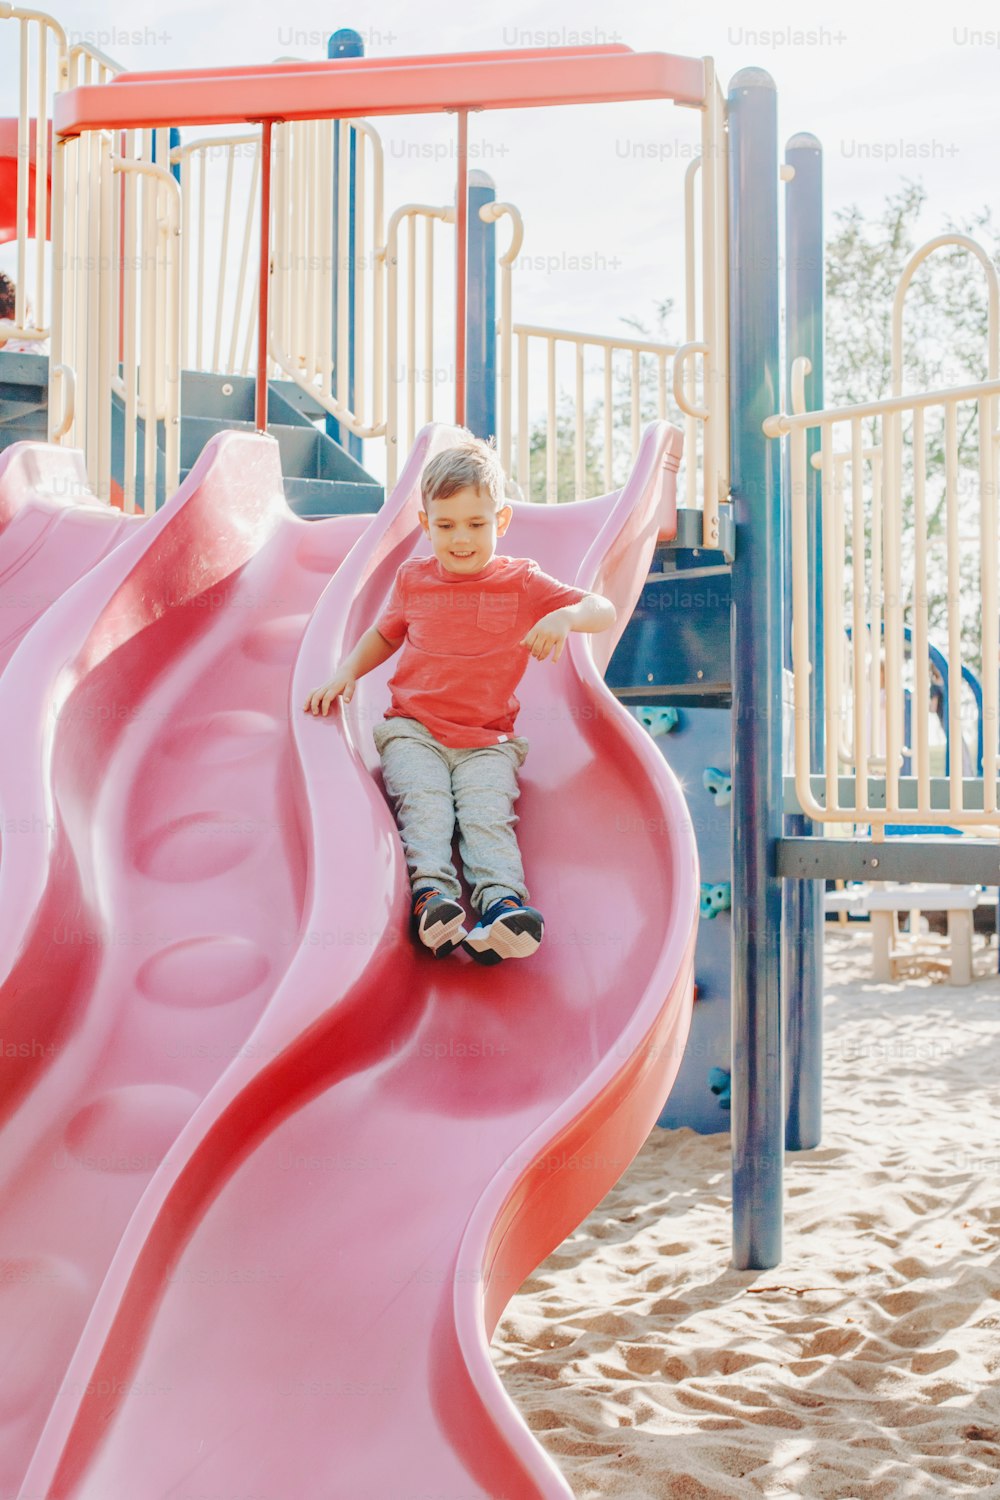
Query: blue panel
606,567,731,698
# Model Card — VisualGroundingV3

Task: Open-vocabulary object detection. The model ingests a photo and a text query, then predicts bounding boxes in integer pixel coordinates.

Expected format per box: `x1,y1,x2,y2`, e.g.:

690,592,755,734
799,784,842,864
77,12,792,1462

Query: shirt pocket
476,591,520,635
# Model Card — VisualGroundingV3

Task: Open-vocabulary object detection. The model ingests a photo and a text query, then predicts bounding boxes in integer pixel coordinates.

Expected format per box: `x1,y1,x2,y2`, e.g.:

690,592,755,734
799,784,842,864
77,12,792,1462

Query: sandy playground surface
491,927,1000,1499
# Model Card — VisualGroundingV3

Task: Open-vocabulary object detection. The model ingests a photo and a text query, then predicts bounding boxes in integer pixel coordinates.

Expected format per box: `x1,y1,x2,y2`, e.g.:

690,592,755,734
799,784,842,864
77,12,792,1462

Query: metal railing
171,132,261,378
269,116,386,442
672,59,729,545
765,354,999,830
507,323,677,504
52,120,181,512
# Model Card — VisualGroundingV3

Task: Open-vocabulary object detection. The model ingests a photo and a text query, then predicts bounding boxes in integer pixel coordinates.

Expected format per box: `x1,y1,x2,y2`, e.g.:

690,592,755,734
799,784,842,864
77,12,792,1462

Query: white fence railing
765,356,999,830
508,323,678,505
52,121,181,512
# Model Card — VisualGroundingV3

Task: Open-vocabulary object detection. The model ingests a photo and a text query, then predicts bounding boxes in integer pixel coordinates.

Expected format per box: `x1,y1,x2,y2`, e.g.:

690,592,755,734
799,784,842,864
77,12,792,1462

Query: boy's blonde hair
421,434,506,510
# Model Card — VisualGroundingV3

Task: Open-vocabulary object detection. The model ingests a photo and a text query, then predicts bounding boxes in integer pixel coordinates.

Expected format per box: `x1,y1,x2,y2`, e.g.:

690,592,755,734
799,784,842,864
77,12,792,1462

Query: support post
728,68,784,1270
328,27,364,462
465,170,497,442
783,132,825,1153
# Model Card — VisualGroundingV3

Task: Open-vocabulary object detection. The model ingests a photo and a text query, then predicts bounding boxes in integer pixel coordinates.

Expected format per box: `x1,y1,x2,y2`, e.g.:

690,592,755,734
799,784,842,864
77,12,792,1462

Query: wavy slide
3,422,698,1500
0,432,367,1496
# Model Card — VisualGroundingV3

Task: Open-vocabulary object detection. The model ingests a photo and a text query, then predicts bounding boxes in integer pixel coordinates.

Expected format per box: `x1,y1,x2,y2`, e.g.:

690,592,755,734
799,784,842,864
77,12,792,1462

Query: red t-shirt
374,553,589,748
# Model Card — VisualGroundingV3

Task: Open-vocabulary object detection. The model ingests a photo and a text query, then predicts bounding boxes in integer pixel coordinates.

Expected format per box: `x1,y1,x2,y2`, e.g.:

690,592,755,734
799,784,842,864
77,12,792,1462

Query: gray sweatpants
372,716,530,913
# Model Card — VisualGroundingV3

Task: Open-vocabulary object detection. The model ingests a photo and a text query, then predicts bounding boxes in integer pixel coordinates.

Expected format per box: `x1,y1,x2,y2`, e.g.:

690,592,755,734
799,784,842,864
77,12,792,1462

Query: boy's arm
521,592,617,663
304,626,401,716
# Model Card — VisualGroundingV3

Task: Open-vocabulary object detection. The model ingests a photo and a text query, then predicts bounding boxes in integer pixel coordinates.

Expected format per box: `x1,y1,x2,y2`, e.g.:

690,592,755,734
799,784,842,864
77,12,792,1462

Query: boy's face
419,484,512,574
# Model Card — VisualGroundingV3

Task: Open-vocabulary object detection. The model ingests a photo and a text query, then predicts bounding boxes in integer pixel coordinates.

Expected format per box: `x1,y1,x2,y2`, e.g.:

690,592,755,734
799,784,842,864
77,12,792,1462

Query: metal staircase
0,359,384,516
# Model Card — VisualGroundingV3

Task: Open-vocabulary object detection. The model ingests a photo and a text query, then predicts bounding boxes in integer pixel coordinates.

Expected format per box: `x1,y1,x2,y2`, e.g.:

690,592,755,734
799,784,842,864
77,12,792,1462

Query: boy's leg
452,738,543,963
449,737,530,912
374,719,465,951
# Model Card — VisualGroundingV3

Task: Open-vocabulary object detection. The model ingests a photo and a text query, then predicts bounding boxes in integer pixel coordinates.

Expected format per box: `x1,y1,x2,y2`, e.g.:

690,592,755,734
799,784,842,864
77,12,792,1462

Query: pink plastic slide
0,424,697,1499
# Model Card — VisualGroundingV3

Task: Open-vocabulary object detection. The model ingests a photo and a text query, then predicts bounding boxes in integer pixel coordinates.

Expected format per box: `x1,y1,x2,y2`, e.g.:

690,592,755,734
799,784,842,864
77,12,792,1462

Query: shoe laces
413,888,441,919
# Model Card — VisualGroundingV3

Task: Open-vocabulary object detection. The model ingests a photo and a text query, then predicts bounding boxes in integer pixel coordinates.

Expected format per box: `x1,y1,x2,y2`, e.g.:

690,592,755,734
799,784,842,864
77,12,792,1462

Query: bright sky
3,0,999,348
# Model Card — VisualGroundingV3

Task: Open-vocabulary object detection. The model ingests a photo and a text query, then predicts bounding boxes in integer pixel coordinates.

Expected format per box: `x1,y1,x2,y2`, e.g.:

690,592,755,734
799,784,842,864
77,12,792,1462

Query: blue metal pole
328,27,364,464
783,132,824,1154
728,68,784,1270
465,170,497,441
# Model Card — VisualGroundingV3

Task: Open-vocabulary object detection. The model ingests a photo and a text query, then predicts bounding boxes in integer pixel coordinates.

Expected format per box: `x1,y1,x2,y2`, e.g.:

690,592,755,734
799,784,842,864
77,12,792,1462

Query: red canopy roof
53,46,706,136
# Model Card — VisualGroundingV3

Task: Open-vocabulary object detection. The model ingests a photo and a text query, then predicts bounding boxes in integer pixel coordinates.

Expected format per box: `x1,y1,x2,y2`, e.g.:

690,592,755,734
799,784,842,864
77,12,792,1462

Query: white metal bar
228,143,260,375
683,156,700,509
546,336,557,503
512,321,675,356
406,212,416,449
630,348,640,458
122,146,138,511
790,419,815,819
34,25,48,328
196,150,206,369
819,426,839,810
96,132,114,504
892,234,999,395
423,214,433,426
353,127,366,427
575,342,585,499
882,407,904,813
336,122,351,413
911,405,930,805
944,401,964,813
517,329,528,495
47,132,67,442
16,19,29,328
212,145,235,371
869,448,883,771
700,60,720,547
603,346,613,493
850,419,868,813
982,401,999,812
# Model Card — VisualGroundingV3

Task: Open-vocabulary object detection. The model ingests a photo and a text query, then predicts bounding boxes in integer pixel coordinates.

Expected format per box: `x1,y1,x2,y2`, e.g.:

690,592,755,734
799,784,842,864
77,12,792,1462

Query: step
0,351,49,438
174,417,381,491
180,371,314,430
171,465,380,518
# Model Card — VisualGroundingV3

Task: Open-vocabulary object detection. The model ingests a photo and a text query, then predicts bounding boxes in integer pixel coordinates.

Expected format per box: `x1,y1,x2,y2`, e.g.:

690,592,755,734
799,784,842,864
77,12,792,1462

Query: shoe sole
462,910,544,964
415,900,467,957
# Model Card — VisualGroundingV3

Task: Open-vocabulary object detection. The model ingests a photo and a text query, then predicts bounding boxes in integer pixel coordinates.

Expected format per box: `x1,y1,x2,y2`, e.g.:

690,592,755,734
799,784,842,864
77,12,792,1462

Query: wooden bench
824,883,983,985
865,884,980,985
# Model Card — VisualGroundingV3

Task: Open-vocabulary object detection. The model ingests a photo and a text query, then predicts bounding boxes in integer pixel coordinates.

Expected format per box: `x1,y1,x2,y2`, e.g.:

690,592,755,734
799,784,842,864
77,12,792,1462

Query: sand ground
492,926,1000,1499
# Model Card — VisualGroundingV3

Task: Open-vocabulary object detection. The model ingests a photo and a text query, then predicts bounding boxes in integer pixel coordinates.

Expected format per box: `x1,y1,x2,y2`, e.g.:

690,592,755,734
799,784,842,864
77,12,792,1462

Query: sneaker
462,896,544,965
411,888,467,957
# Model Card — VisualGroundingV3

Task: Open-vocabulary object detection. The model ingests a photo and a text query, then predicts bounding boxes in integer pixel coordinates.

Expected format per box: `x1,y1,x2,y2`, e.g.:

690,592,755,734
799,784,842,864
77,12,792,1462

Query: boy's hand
521,608,572,663
303,672,356,716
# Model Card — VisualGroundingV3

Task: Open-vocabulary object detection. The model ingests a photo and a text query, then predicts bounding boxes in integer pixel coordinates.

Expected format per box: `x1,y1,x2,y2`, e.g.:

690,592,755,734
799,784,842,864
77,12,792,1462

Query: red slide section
0,119,51,245
1,423,697,1500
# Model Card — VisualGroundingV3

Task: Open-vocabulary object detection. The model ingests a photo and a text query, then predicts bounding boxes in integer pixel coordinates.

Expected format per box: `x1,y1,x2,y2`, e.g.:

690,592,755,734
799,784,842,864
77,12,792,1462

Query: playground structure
0,8,998,1497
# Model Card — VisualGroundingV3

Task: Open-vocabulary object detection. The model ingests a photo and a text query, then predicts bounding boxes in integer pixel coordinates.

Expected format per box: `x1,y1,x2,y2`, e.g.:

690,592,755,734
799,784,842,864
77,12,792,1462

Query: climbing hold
702,766,732,807
636,706,679,737
708,1066,731,1110
699,882,732,919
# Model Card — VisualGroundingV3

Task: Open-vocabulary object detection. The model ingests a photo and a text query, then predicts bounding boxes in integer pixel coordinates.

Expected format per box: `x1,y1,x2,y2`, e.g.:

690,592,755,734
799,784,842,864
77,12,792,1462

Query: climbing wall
631,704,733,1135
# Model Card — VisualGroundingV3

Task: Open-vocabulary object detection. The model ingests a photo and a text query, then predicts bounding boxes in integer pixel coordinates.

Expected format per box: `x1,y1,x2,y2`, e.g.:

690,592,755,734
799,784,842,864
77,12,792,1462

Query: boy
304,436,616,964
